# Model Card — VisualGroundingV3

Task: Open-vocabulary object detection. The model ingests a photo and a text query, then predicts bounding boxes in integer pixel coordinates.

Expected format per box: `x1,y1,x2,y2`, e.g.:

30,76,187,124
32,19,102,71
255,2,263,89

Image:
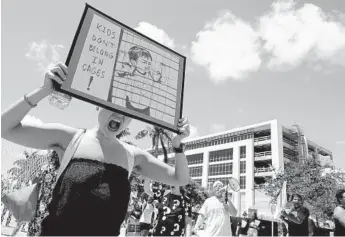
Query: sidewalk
1,226,127,236
1,225,27,236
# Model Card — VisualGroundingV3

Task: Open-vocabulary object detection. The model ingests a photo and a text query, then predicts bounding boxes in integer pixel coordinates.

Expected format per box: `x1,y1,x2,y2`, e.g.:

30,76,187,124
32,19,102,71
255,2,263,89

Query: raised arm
133,118,190,186
1,63,77,151
281,208,308,225
227,199,238,216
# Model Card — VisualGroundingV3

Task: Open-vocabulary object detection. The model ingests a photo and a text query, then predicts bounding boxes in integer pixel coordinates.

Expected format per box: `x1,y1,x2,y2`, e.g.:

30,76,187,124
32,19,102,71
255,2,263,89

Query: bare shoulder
334,206,345,216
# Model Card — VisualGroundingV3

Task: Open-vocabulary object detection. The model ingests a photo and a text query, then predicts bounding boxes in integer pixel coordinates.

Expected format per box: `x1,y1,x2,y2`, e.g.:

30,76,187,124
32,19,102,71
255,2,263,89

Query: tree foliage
263,154,345,221
184,181,210,206
135,126,173,163
7,150,48,189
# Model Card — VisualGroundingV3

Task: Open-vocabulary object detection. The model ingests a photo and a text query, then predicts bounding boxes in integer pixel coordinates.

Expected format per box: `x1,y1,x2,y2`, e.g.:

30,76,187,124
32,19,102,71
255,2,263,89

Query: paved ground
1,225,128,236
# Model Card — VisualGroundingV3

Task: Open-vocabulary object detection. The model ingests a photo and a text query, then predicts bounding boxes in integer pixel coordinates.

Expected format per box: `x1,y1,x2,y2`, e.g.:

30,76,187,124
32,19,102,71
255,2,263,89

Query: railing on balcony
254,151,272,158
254,184,266,189
254,167,273,173
254,136,271,143
283,153,298,162
283,138,296,146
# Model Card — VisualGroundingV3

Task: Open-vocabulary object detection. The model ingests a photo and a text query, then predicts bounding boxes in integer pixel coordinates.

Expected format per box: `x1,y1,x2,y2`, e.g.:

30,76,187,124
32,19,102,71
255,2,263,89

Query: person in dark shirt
280,194,310,236
334,189,345,236
148,182,192,236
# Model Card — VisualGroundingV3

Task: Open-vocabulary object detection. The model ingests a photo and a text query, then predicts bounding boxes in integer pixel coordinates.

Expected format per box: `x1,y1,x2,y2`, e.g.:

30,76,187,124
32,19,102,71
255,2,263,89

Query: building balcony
254,184,266,189
283,138,296,150
254,151,272,161
283,153,298,162
254,167,273,176
254,135,271,145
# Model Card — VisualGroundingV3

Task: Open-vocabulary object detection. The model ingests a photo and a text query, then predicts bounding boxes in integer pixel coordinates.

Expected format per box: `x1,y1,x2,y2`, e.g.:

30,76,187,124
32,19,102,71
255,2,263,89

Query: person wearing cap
193,181,237,237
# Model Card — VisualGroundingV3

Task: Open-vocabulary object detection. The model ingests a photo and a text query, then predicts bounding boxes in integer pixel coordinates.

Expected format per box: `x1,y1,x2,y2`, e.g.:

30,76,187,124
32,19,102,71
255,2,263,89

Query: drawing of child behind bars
116,46,164,117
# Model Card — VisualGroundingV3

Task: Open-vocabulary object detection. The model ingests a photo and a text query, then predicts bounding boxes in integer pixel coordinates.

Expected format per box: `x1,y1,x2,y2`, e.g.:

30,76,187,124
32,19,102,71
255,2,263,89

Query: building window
240,146,246,159
240,161,246,173
189,166,203,177
192,179,202,186
240,176,246,189
209,163,233,176
186,153,203,165
209,149,233,163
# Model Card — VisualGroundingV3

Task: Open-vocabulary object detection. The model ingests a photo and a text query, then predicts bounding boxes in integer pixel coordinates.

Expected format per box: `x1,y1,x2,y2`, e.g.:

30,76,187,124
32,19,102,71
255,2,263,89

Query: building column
233,146,241,216
246,141,255,210
270,120,285,211
202,151,209,188
271,120,284,170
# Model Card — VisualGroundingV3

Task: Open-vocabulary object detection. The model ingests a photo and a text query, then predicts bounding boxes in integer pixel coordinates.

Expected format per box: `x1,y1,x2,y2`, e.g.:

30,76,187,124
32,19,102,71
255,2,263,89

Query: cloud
189,125,199,138
336,140,345,145
135,22,175,49
25,40,65,73
22,115,43,126
191,11,262,82
238,108,245,114
210,123,226,133
259,0,345,69
190,1,345,81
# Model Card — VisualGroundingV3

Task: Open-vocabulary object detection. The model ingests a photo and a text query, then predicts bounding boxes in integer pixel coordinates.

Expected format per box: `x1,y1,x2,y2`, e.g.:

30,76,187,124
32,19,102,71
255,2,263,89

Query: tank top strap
120,141,135,178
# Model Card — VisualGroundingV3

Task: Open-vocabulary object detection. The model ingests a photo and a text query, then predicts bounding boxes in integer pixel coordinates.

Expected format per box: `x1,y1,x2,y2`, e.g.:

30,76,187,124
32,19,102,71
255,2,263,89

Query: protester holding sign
1,62,191,236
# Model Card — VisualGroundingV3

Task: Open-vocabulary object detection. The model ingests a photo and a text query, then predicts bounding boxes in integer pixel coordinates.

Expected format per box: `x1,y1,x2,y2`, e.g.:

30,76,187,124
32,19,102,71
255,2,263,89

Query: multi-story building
154,119,332,217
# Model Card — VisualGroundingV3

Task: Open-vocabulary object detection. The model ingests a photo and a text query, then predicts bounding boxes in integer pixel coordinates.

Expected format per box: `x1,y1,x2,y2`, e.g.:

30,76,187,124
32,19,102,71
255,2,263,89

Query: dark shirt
152,188,191,236
40,158,131,236
285,206,310,236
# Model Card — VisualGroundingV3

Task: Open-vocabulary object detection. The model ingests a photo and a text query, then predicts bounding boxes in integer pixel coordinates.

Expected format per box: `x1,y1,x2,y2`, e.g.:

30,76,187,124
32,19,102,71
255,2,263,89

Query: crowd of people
1,63,345,237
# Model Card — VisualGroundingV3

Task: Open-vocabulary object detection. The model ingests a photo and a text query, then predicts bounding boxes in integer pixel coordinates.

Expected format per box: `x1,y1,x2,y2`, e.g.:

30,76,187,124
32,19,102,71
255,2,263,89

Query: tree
7,150,48,189
184,181,210,206
135,126,173,163
263,153,345,222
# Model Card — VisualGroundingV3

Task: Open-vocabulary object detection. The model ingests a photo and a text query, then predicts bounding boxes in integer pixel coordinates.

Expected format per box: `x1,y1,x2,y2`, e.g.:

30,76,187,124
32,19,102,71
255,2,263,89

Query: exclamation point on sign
87,76,94,90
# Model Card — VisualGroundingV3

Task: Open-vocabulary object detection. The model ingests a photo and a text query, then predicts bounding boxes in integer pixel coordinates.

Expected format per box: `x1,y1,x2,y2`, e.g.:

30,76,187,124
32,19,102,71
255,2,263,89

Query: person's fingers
56,62,68,75
178,117,188,125
51,67,66,81
46,71,63,84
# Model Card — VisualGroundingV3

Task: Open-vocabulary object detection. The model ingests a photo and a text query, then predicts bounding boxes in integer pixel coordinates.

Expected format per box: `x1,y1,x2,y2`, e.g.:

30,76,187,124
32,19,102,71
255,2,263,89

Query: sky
1,0,345,173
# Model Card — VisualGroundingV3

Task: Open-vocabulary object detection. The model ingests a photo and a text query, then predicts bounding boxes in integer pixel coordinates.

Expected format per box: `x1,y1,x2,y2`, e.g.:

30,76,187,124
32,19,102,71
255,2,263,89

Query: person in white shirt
139,195,155,236
194,181,237,237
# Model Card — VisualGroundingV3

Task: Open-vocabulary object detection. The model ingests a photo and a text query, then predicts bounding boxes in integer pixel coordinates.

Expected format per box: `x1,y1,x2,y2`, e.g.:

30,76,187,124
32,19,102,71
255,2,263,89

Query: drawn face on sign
116,46,163,117
133,55,152,75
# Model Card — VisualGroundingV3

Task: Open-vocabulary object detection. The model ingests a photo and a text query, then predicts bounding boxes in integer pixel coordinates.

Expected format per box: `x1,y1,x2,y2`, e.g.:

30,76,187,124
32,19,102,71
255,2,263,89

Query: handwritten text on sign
71,14,121,101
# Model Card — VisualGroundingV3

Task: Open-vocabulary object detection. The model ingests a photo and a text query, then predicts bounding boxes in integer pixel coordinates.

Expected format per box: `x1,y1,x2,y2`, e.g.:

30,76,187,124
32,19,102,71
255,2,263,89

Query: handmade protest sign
61,4,186,133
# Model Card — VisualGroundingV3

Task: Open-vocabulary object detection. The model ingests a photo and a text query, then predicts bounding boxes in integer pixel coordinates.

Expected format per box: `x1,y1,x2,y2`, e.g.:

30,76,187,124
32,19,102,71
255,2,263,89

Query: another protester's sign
61,4,186,133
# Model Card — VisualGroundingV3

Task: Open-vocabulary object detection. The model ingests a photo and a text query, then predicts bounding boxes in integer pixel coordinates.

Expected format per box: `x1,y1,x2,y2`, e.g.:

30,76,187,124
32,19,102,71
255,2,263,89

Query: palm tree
135,126,173,163
116,128,131,139
7,150,48,189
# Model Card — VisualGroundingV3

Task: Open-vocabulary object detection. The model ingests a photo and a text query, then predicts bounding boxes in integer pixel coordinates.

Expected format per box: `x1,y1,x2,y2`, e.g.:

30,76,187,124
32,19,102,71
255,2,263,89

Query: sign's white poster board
61,4,186,133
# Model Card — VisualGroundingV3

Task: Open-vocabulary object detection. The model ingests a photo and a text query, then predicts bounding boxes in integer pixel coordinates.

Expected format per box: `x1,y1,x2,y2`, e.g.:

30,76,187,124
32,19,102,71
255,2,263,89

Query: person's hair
213,181,224,189
336,189,345,204
249,210,258,219
128,46,152,62
290,194,303,202
49,150,60,169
